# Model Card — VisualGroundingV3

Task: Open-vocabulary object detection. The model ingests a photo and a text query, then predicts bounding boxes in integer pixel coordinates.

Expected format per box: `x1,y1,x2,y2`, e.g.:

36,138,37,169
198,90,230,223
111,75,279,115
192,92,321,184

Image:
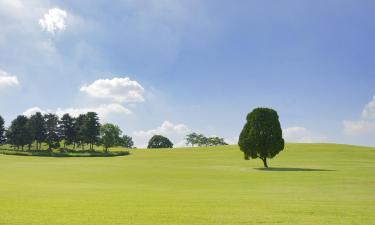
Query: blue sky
0,0,374,147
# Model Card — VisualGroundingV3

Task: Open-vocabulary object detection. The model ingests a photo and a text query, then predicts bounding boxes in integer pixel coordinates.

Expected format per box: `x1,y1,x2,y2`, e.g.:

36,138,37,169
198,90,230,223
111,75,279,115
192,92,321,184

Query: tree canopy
147,135,173,149
100,123,122,152
28,112,46,150
59,113,76,148
185,132,227,147
0,112,131,152
119,135,134,149
44,113,61,151
238,108,284,168
0,115,5,145
6,115,32,150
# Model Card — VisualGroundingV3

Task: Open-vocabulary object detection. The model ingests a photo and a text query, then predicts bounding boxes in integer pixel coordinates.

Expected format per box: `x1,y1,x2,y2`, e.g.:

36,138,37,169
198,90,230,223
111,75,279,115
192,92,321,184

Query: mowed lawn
0,144,374,225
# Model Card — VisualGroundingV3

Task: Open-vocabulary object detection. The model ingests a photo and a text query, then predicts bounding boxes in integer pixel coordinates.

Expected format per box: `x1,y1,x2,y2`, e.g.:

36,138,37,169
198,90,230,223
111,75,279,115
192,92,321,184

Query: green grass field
0,143,374,225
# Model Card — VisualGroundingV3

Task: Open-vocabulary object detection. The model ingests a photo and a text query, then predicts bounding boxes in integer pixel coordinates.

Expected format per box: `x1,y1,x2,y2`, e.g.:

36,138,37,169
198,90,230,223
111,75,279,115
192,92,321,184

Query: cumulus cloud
23,104,130,118
133,121,190,148
283,126,326,143
80,77,145,103
23,106,46,117
343,120,375,135
0,69,19,87
362,96,375,120
39,8,67,34
343,96,375,135
55,104,130,117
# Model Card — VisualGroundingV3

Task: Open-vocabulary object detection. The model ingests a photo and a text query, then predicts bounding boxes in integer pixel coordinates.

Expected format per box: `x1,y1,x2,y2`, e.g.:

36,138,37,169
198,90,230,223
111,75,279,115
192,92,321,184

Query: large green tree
147,135,173,149
119,135,134,148
28,112,46,150
238,108,284,168
100,123,121,152
59,113,76,148
75,114,87,150
0,115,5,145
6,115,32,150
44,113,60,151
82,112,101,151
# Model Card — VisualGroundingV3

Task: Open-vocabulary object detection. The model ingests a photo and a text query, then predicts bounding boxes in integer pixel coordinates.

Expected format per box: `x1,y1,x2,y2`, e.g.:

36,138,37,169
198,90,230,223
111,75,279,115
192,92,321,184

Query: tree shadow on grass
254,167,335,172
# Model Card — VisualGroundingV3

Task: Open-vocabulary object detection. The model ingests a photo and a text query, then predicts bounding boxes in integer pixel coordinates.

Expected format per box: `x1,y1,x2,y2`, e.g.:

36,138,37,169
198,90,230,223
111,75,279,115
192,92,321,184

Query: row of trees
185,133,228,147
0,113,134,152
0,114,229,151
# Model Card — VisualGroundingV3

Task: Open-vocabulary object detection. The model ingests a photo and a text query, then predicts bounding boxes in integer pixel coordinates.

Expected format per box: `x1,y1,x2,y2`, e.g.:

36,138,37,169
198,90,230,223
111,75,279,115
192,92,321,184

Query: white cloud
283,126,326,143
362,96,375,120
133,120,190,148
0,0,24,18
23,107,46,117
80,77,145,103
39,8,67,34
23,104,130,119
55,104,131,118
0,69,19,87
343,120,375,135
343,96,375,135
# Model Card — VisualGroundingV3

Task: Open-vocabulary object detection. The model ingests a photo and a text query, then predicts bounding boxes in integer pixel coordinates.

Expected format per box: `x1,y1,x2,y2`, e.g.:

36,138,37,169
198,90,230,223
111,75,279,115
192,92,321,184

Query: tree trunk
244,153,249,160
261,157,268,168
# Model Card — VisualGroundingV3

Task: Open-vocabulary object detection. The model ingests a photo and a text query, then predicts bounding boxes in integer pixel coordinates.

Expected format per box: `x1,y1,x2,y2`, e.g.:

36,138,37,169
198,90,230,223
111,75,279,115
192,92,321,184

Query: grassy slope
0,143,374,225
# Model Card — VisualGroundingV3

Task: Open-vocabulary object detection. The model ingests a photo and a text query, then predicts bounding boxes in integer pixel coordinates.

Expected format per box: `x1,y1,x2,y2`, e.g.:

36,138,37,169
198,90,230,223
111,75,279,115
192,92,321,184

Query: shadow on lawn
254,167,335,172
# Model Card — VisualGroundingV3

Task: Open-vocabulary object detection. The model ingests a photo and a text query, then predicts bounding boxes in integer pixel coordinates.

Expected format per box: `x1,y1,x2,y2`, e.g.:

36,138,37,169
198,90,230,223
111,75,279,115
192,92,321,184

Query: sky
0,0,374,147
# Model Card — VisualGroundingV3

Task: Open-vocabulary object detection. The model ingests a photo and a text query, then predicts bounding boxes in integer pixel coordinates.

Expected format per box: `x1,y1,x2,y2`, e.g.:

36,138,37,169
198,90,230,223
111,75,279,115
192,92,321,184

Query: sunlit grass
0,143,374,224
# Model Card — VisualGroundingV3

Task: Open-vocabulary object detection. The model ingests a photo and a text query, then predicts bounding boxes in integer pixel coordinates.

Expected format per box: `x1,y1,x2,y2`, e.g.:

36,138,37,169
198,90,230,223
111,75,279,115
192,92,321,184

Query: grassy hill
0,143,374,224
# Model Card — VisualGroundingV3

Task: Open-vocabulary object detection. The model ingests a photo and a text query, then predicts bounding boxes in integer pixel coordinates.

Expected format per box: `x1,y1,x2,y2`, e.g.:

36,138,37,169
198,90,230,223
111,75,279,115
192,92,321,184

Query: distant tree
0,115,5,145
119,135,134,148
75,114,87,150
186,133,228,147
207,137,228,146
238,108,284,168
44,113,60,151
59,113,76,148
6,115,32,150
28,112,46,150
100,123,122,152
82,112,101,151
196,134,207,146
185,132,199,147
147,135,173,149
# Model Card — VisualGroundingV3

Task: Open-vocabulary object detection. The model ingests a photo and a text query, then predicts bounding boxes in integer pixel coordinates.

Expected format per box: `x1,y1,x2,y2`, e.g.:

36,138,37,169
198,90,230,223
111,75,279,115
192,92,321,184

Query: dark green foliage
119,135,134,148
6,115,32,150
185,132,199,146
100,123,121,152
82,112,101,151
147,135,173,149
0,115,5,144
238,108,284,168
28,112,46,150
59,113,76,148
75,114,87,150
186,132,228,147
44,113,60,151
207,137,228,146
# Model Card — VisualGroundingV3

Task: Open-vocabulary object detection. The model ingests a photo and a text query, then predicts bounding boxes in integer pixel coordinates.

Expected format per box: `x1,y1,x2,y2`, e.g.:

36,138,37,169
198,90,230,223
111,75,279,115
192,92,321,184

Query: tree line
0,114,229,151
0,113,134,152
185,132,228,147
